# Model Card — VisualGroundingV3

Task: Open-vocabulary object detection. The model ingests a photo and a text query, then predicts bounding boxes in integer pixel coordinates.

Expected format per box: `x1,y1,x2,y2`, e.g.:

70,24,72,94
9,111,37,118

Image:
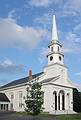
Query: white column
57,91,59,110
70,91,73,111
68,94,70,110
60,93,62,110
53,94,55,110
65,93,67,110
65,93,70,111
5,104,7,110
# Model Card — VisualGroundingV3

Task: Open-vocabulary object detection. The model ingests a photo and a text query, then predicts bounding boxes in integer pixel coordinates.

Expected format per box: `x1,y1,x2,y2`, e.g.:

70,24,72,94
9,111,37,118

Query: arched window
50,56,53,61
53,91,57,110
59,56,62,61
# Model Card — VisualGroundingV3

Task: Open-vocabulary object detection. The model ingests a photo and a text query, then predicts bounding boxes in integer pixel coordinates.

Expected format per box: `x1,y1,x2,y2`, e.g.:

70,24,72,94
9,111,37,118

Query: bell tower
43,15,68,85
47,15,64,65
43,15,67,79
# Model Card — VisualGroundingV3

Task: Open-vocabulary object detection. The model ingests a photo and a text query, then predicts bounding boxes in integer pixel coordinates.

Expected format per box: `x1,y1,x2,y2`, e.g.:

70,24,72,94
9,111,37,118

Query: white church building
0,15,75,114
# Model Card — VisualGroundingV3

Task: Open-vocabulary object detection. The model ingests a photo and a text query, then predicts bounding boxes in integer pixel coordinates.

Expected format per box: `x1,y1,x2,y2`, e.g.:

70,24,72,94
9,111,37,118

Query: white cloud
74,23,81,32
28,0,53,7
57,0,81,17
57,9,81,53
39,47,49,64
34,12,52,29
1,58,14,67
75,72,81,76
8,9,16,19
0,17,49,49
57,10,77,18
62,48,74,53
63,0,81,13
28,0,81,16
28,0,64,7
62,28,81,54
58,13,81,54
47,0,81,18
0,58,24,74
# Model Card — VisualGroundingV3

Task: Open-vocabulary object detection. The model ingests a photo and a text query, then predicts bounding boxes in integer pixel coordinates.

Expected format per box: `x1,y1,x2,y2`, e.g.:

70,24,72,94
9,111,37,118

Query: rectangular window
19,92,22,98
19,92,23,108
10,93,14,110
11,94,14,99
11,93,14,100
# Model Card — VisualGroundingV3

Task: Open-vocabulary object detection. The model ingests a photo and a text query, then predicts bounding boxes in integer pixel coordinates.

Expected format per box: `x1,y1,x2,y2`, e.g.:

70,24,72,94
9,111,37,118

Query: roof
0,72,43,89
0,93,10,102
42,75,60,83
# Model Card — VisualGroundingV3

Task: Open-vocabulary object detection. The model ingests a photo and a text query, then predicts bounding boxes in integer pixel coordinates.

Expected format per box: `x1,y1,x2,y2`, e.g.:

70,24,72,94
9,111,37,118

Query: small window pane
58,47,59,52
59,56,61,61
50,56,53,61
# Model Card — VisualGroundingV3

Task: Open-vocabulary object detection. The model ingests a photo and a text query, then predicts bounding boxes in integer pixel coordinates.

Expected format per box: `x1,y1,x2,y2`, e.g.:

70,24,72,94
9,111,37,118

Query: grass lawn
56,113,81,120
17,112,81,120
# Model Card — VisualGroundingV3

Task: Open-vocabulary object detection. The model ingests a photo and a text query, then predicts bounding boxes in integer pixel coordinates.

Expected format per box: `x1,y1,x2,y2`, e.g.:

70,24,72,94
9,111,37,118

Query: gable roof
0,72,43,90
42,75,60,83
0,93,10,102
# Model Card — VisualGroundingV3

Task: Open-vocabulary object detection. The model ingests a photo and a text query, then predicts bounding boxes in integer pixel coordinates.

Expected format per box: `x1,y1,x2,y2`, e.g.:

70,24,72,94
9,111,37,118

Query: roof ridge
42,75,60,83
0,72,43,89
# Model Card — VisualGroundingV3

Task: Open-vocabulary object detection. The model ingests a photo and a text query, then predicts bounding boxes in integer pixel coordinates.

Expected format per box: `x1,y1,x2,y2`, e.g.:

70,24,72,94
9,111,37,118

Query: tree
78,92,81,112
25,82,44,115
73,88,81,112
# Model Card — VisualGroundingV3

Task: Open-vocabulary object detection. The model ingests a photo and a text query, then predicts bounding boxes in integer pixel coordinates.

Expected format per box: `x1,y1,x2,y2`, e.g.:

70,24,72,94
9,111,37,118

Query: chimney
29,70,32,80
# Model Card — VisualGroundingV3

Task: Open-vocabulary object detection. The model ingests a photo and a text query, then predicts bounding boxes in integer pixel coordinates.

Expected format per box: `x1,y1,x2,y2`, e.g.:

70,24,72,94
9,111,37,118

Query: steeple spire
47,15,64,66
52,15,58,41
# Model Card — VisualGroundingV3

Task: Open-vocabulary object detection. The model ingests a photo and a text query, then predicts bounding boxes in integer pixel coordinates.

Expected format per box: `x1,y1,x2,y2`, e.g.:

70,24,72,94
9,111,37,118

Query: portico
0,93,10,111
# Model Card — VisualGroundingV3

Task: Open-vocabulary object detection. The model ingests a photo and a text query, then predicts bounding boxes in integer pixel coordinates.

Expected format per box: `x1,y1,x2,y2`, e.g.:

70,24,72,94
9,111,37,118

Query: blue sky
0,0,81,91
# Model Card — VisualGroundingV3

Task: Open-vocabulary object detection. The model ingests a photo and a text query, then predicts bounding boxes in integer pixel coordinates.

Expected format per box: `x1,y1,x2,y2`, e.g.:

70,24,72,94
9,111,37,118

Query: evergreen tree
25,82,44,115
78,92,81,112
73,88,81,112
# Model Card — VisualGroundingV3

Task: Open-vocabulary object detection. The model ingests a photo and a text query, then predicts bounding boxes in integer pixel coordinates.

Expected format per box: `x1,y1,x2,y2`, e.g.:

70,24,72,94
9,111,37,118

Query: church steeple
52,15,58,41
47,15,64,65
